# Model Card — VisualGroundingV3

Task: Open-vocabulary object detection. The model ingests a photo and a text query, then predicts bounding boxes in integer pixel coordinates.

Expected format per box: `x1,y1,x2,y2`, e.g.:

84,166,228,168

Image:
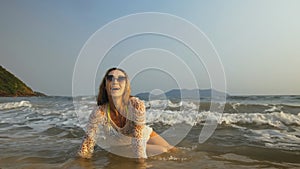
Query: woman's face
105,70,127,98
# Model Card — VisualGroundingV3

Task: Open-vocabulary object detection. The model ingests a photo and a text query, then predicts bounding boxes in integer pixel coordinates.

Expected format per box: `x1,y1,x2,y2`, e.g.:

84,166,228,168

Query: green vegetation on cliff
0,65,44,97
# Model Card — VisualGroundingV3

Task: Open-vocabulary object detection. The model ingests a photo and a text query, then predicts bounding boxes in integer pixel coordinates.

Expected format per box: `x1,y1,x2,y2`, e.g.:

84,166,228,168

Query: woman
78,67,173,160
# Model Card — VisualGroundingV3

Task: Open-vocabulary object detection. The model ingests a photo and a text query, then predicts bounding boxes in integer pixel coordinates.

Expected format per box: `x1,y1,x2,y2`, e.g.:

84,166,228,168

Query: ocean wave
220,111,300,128
146,110,300,127
144,99,300,115
145,100,197,110
0,101,32,110
243,128,300,151
70,99,300,127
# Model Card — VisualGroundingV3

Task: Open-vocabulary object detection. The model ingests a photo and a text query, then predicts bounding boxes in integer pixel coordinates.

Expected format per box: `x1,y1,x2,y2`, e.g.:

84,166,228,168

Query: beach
0,96,300,169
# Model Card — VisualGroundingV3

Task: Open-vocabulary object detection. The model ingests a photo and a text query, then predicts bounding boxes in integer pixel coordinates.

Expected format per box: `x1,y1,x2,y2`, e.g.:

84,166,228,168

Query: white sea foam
73,99,97,129
0,100,32,110
221,111,300,127
146,100,168,109
167,100,182,107
145,100,197,110
146,109,300,127
147,109,198,126
264,105,283,112
70,99,300,128
231,103,240,111
245,128,300,150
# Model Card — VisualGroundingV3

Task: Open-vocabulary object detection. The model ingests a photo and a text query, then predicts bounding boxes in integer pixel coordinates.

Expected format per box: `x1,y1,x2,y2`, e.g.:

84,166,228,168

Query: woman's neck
108,96,127,128
108,96,122,113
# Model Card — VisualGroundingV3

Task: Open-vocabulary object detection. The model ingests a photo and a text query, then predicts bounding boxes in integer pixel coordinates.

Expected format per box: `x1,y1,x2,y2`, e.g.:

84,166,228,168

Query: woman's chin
110,93,123,98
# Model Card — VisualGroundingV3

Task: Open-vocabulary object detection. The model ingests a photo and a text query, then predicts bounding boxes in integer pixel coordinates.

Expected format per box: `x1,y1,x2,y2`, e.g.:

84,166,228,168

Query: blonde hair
97,68,131,110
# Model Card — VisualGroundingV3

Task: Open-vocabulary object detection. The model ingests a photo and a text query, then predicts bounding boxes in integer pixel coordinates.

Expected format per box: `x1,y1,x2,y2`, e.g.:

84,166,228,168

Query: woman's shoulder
129,96,145,105
87,105,107,124
91,104,106,117
129,96,145,112
129,96,143,102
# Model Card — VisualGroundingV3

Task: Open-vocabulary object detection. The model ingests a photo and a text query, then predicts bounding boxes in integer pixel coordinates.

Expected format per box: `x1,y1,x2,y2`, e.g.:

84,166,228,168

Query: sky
1,0,300,96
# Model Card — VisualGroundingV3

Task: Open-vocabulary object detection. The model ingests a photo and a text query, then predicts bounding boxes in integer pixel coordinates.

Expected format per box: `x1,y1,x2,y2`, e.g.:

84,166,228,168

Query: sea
0,95,300,169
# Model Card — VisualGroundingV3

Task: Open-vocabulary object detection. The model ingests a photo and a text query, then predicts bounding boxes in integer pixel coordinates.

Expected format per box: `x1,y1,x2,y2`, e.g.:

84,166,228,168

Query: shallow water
0,96,300,169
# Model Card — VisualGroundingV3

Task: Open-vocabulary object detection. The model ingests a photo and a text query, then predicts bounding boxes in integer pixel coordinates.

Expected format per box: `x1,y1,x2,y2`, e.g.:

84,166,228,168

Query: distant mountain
135,88,229,101
0,65,46,97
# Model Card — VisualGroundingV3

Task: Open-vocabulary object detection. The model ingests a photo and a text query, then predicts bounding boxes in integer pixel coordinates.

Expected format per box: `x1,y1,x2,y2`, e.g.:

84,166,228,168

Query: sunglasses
106,75,126,82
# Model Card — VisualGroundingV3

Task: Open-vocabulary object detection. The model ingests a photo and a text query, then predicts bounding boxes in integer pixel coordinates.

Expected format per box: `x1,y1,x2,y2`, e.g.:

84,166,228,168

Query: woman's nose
112,78,119,83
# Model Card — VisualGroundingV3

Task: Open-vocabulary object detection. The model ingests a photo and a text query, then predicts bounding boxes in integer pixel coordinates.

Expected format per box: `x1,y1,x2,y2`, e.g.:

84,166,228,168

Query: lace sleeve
129,97,147,159
78,106,105,158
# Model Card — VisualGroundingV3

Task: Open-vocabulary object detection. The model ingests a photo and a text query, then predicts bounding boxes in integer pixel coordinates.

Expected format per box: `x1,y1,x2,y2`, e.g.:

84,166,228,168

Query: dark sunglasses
106,75,126,82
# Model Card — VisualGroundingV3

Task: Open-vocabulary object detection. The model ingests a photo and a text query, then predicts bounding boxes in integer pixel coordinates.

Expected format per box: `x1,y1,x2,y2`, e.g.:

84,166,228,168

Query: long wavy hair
97,68,131,110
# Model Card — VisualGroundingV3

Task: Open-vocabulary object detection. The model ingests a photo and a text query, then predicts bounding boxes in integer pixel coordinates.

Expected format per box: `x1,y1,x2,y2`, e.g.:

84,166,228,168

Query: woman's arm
78,106,105,159
129,97,148,160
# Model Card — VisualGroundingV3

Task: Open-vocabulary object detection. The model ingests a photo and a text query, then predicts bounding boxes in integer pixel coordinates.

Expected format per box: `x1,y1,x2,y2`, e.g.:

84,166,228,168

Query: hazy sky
1,0,300,96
